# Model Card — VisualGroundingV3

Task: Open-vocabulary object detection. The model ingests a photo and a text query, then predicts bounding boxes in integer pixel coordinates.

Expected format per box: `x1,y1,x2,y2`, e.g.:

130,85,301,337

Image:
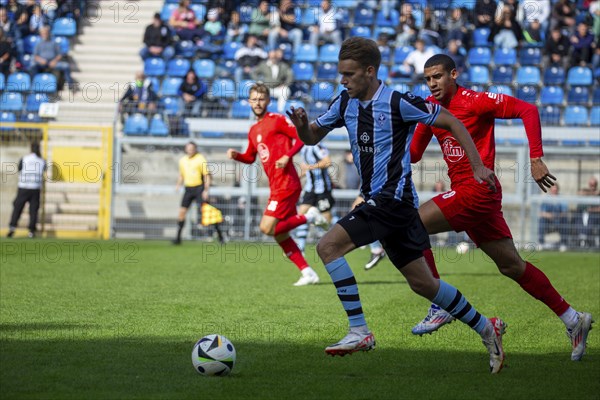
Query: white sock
350,324,369,335
560,307,579,330
302,266,316,277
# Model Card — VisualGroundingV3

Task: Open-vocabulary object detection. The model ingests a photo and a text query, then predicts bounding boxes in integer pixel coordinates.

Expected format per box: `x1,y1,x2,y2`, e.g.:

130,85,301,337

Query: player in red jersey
227,83,327,286
408,54,593,361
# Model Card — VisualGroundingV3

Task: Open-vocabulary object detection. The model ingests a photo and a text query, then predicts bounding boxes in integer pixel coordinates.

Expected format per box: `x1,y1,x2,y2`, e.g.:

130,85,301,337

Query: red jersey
411,87,543,187
234,112,303,196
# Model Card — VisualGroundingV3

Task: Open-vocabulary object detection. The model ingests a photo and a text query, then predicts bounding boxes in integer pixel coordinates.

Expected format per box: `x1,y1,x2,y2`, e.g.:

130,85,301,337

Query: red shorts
263,188,301,220
432,182,512,247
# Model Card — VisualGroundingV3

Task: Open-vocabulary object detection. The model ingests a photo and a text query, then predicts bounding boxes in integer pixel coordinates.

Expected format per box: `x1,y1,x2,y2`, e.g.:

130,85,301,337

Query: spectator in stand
56,0,81,24
169,0,206,43
0,30,12,78
1,6,24,62
538,183,569,250
6,0,29,40
224,10,246,43
395,3,419,47
203,8,224,41
248,0,271,42
402,39,435,82
268,0,303,55
475,0,498,28
488,4,524,49
41,0,58,25
518,0,551,32
574,176,600,248
309,0,342,47
179,68,207,117
420,6,442,47
206,0,236,27
523,19,545,45
551,0,577,33
234,33,267,83
444,39,465,75
251,47,293,112
31,25,73,90
140,12,174,61
544,26,571,68
570,22,596,67
591,1,600,38
28,3,45,36
592,37,600,70
445,7,470,48
119,71,158,123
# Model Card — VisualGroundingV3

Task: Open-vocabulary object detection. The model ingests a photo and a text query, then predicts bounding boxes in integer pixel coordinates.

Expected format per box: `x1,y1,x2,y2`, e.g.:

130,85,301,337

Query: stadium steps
40,181,101,235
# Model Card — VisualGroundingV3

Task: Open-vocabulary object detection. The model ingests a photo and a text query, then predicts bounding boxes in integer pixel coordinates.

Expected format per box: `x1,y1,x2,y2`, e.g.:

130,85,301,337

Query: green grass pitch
1,240,598,400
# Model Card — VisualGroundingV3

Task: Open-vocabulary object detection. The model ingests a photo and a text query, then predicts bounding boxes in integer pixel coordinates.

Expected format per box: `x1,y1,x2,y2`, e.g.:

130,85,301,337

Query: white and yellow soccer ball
455,242,470,254
192,334,236,376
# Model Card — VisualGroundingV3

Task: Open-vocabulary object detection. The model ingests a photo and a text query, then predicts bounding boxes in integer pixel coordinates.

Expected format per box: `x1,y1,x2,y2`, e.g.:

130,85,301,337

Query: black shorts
181,185,204,208
337,197,430,269
300,190,335,212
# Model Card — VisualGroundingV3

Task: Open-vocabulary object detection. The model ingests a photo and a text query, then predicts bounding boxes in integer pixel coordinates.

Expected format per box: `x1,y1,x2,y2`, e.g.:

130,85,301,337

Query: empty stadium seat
591,106,600,126
519,47,541,66
26,93,48,113
311,82,336,102
563,105,588,126
543,66,565,85
0,74,4,91
166,58,191,77
319,44,339,63
0,111,16,131
467,47,492,65
391,83,410,93
491,66,513,84
160,96,181,115
567,86,590,105
412,83,431,98
472,27,491,47
539,105,561,125
284,100,305,112
20,112,42,123
515,66,541,85
123,114,149,135
493,48,516,66
190,4,206,20
295,43,318,63
487,85,513,96
566,66,593,86
593,87,600,105
394,46,414,64
175,40,196,58
237,79,254,100
32,73,57,93
54,36,70,55
378,44,391,63
0,92,24,112
222,41,241,61
375,9,399,27
353,6,374,26
468,65,490,84
278,42,293,61
211,78,236,100
161,4,178,21
350,26,371,39
23,35,40,54
149,115,169,136
540,86,564,105
378,65,389,81
6,72,31,92
301,7,319,26
52,17,77,37
232,99,252,119
160,77,183,97
144,57,166,77
193,59,216,79
317,63,338,81
308,101,328,120
292,62,314,81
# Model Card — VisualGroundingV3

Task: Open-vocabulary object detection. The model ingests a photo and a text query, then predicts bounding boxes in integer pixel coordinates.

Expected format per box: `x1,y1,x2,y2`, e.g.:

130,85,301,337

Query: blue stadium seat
493,48,516,66
52,17,77,37
201,131,225,139
378,65,389,81
295,43,318,62
378,44,391,63
54,36,70,55
517,85,538,103
567,86,590,105
0,74,4,91
593,87,600,105
292,62,314,81
487,85,513,96
353,6,374,26
311,82,336,102
539,105,561,125
193,59,215,79
25,93,48,113
491,66,513,84
394,46,413,64
319,44,340,63
0,111,16,131
591,106,600,126
472,27,491,47
468,65,490,84
284,100,305,112
278,42,293,61
211,78,236,100
540,86,564,105
160,96,181,115
160,77,183,97
350,26,371,39
190,4,206,20
391,83,410,93
515,66,540,85
144,57,166,77
336,0,359,7
308,101,328,120
317,62,338,81
0,92,24,112
375,9,399,27
123,114,149,135
161,4,178,21
519,47,541,66
563,105,589,126
566,66,593,86
543,66,565,85
222,41,241,61
237,79,254,100
166,58,191,77
6,72,31,92
149,115,169,136
20,112,42,123
232,99,252,119
267,102,279,113
467,47,492,66
23,35,40,54
301,7,319,26
176,40,196,58
32,73,57,93
411,83,431,98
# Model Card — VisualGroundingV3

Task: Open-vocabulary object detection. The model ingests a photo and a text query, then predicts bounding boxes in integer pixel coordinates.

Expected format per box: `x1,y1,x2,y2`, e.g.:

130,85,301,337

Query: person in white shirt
7,142,47,238
251,48,293,112
402,39,435,81
309,0,342,47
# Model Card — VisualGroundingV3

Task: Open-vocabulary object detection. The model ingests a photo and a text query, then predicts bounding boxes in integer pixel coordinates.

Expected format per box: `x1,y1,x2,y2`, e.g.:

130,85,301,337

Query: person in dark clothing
119,71,158,122
544,26,571,68
140,12,174,61
488,4,524,49
0,29,12,78
179,69,207,117
570,22,596,67
474,0,497,28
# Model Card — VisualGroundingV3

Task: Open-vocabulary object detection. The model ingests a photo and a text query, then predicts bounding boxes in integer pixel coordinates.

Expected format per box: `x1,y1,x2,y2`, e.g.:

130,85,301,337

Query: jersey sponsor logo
257,142,270,162
377,113,386,126
360,131,370,143
358,145,379,154
442,138,465,163
406,92,415,99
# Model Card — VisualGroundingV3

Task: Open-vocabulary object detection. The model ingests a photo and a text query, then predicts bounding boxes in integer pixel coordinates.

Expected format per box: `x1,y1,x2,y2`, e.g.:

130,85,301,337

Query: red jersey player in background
409,54,593,361
227,83,327,286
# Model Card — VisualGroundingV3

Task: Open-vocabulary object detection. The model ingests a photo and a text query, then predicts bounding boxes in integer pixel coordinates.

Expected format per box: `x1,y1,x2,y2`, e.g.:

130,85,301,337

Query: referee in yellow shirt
173,141,211,245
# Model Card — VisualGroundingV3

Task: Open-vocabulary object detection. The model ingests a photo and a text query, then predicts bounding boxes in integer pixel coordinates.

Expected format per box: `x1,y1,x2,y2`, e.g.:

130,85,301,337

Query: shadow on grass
0,331,598,400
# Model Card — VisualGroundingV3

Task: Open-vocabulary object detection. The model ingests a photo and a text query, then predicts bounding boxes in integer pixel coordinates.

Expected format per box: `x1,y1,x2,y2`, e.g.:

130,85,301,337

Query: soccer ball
192,334,236,376
456,242,470,254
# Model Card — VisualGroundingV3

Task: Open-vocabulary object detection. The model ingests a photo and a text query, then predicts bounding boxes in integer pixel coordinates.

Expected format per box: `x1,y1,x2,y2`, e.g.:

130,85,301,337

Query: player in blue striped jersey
287,37,507,373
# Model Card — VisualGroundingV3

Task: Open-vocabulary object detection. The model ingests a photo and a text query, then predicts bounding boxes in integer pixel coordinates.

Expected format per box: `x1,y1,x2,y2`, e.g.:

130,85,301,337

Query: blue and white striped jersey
300,144,333,194
316,83,440,207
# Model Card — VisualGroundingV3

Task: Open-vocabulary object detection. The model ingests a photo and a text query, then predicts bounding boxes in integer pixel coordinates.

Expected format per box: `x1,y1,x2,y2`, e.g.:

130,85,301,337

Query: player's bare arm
530,157,556,193
286,106,328,145
226,149,238,159
275,155,290,169
433,108,496,192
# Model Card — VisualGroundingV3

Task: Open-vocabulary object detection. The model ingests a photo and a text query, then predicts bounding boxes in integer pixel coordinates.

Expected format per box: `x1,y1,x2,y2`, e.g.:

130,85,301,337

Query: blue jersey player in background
287,37,507,373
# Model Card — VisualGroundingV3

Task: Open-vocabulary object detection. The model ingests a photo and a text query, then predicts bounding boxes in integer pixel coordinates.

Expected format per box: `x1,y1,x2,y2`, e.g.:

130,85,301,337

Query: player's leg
294,203,312,252
479,237,594,361
174,187,195,245
8,189,28,237
28,190,40,236
364,241,386,270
